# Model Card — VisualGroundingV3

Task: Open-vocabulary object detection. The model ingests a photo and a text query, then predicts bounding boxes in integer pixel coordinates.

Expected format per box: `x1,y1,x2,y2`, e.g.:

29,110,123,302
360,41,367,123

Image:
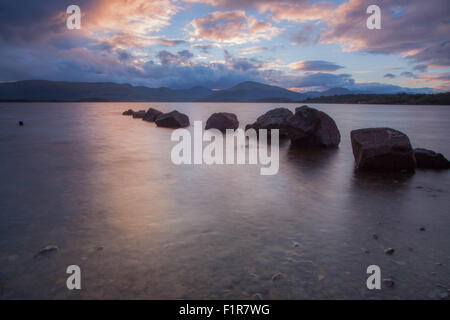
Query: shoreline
1,100,450,106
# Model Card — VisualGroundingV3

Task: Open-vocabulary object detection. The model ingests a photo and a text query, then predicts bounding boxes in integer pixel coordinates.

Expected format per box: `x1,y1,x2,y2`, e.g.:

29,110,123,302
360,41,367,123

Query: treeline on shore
302,92,450,105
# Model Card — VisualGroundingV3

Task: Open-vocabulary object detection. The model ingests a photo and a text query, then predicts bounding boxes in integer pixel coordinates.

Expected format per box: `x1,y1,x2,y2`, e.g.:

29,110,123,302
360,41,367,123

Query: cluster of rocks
123,108,189,128
123,105,449,171
350,128,450,171
245,106,341,147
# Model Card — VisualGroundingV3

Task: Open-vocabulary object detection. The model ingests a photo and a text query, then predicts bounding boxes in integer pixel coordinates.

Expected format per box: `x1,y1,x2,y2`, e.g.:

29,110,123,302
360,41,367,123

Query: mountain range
0,80,438,102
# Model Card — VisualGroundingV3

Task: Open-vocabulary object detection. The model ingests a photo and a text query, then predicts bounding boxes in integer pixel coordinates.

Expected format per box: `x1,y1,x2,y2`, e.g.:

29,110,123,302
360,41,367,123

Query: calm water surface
0,102,449,299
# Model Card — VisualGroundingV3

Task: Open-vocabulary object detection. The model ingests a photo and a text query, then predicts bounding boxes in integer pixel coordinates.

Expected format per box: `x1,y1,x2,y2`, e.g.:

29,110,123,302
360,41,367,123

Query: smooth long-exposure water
0,102,449,299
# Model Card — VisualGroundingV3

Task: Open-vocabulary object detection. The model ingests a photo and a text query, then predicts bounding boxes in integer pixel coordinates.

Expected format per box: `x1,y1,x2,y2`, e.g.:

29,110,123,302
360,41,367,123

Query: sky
0,0,449,92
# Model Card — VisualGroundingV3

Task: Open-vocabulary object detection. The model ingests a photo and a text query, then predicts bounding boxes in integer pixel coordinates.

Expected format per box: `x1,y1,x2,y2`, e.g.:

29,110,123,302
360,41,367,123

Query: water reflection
0,102,449,299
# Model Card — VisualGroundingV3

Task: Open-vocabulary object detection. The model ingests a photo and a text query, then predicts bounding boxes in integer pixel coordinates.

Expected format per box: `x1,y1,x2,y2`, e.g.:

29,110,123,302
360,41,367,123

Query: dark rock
19,121,24,126
271,272,284,281
414,148,450,169
245,107,293,138
372,234,378,240
419,227,426,231
252,293,263,300
143,108,163,122
122,109,134,115
287,106,341,147
132,110,146,118
384,248,395,255
350,128,416,172
205,112,239,133
155,110,190,128
383,278,395,287
34,245,59,258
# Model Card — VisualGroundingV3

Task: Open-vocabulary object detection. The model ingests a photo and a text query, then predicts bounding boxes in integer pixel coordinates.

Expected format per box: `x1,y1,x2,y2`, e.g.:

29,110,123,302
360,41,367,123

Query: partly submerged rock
34,245,59,258
271,272,284,281
132,110,146,118
205,112,239,133
383,278,395,288
155,110,190,128
245,107,293,138
287,106,341,147
351,128,416,172
414,148,450,169
122,109,134,115
143,108,163,122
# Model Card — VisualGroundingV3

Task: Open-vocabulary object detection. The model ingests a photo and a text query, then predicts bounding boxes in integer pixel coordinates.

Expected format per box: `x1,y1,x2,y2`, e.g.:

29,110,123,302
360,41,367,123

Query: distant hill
198,81,305,102
0,80,447,104
303,93,450,105
0,80,212,102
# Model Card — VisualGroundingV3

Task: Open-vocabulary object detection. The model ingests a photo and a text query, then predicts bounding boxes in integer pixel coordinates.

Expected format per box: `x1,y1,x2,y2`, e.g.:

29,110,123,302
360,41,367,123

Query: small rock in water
408,247,414,252
383,278,395,287
271,272,284,281
372,234,378,240
414,148,450,170
252,293,263,300
384,248,395,255
95,246,104,251
419,227,426,231
132,110,146,119
122,109,134,116
19,121,24,126
35,245,59,258
292,241,299,248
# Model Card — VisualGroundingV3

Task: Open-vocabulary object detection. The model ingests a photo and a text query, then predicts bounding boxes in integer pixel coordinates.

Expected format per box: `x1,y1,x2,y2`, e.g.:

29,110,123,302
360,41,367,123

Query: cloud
189,10,281,44
193,44,216,53
319,0,450,68
185,0,333,22
224,50,263,71
87,0,179,35
400,72,416,79
0,0,447,92
290,24,319,45
290,60,344,72
239,46,266,55
384,73,396,79
413,64,428,73
157,50,194,65
286,73,355,90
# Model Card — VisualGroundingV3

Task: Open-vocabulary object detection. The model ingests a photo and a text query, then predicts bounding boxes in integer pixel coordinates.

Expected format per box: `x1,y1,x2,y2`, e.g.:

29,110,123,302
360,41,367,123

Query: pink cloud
189,10,281,44
319,0,450,68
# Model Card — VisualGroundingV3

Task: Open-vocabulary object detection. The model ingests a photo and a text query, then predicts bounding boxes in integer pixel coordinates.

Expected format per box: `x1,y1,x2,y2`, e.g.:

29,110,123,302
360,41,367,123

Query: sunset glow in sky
0,0,449,92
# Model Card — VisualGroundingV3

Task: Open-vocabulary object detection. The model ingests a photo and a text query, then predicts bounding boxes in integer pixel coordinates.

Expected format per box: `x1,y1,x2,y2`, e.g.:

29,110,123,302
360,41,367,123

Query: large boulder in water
143,108,163,122
205,112,239,133
351,128,416,172
245,107,293,138
155,110,190,128
122,109,134,115
414,148,450,169
132,110,146,118
286,106,341,147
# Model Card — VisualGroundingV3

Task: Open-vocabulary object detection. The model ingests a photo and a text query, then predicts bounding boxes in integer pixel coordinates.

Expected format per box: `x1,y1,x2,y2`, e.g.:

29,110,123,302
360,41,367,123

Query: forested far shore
302,92,450,105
